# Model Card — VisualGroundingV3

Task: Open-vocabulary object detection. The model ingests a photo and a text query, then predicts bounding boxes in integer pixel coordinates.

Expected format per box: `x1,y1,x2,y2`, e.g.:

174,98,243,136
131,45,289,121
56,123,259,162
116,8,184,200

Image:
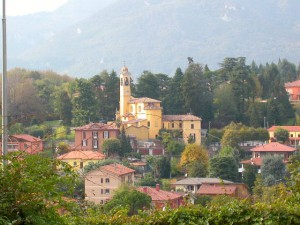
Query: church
117,66,202,145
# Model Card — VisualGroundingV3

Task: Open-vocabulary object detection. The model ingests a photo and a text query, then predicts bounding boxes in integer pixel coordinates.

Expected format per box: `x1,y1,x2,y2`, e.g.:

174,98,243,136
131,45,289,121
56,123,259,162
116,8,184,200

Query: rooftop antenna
2,0,8,165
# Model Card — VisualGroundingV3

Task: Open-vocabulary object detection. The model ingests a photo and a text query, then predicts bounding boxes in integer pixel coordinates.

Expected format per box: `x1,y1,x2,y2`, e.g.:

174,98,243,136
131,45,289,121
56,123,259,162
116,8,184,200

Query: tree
53,90,72,125
104,185,151,216
119,126,132,157
146,156,171,179
164,68,185,114
210,156,239,182
102,139,121,157
0,152,77,224
243,164,259,191
72,79,97,126
135,71,160,99
261,155,286,186
274,128,289,143
182,62,213,121
180,144,209,177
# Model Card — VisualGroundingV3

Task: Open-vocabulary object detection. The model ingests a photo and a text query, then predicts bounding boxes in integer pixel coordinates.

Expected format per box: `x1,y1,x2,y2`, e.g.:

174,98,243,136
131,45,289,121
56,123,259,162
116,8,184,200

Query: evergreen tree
119,126,132,157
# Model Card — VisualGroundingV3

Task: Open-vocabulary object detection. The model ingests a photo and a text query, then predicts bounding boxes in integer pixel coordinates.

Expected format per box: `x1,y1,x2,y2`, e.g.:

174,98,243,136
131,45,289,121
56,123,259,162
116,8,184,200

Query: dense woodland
4,57,300,131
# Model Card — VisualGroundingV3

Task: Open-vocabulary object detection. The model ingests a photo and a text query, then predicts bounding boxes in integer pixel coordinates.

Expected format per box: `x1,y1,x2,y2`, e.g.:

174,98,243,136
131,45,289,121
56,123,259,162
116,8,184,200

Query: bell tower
120,66,131,119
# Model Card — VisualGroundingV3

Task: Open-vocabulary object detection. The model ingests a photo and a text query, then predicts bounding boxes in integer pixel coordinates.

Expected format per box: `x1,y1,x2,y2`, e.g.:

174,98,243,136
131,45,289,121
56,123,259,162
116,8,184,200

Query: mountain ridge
6,0,300,77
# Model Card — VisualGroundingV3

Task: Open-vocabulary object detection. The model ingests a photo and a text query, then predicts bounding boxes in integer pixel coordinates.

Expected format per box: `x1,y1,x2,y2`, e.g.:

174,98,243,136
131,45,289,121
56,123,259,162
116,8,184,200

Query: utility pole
2,0,8,165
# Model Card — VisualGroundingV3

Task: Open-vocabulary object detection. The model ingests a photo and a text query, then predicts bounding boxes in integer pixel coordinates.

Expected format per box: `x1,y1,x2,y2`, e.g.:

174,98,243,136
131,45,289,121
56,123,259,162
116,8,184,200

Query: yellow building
268,125,300,146
57,150,105,172
118,66,201,145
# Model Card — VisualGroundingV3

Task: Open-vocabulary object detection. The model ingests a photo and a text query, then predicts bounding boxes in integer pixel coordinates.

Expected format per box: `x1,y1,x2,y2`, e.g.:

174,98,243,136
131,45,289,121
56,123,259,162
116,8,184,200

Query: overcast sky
4,0,69,16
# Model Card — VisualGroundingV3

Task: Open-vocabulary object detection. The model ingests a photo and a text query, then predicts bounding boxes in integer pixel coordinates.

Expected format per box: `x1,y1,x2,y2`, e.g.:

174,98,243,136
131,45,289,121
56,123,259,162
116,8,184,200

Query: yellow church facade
117,66,201,145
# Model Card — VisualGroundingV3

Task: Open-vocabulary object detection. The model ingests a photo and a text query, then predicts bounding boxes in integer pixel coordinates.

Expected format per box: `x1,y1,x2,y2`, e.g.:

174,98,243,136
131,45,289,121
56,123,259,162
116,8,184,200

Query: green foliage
0,152,78,224
243,164,259,191
102,139,122,157
8,122,25,134
137,173,157,187
146,156,171,179
274,128,289,143
210,156,239,182
195,195,212,207
261,155,286,186
119,126,133,157
104,185,151,216
55,126,68,139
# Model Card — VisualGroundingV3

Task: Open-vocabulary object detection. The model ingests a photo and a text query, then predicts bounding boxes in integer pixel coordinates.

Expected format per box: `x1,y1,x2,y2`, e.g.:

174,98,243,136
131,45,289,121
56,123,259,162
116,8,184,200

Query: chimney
156,184,160,191
143,187,147,193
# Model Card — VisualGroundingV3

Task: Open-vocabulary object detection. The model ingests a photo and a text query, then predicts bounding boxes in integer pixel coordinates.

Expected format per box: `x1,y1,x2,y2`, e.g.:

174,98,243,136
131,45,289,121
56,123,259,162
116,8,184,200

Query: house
85,163,135,204
117,66,202,145
173,178,233,194
162,114,202,146
285,80,300,101
239,142,296,173
268,126,300,146
197,183,250,199
137,184,184,209
135,140,165,156
74,122,120,152
57,150,105,172
0,134,43,154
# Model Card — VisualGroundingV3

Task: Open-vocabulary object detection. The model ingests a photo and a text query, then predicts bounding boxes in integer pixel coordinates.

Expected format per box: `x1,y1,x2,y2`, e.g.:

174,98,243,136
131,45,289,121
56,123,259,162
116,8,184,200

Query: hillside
6,0,300,77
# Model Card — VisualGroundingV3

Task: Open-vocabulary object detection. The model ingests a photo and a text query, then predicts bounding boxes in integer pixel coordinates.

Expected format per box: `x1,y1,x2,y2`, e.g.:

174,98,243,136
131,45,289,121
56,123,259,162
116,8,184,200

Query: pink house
285,80,300,101
0,134,44,154
240,142,296,173
74,122,120,152
137,184,184,209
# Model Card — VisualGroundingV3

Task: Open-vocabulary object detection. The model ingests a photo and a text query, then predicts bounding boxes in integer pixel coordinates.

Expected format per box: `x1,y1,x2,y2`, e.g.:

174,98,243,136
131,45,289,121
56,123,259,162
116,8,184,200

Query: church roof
163,114,201,121
129,97,161,103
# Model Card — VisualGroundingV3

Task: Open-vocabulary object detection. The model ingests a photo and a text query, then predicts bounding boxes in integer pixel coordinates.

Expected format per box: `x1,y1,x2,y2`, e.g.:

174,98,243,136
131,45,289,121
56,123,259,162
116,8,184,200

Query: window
138,105,142,112
191,124,194,129
82,131,86,139
92,131,98,139
101,189,103,194
147,121,150,127
291,134,294,137
80,162,83,169
105,189,110,194
171,123,174,128
93,140,98,149
82,140,87,147
162,123,165,129
73,161,77,167
100,200,104,204
179,123,182,128
103,131,109,139
105,178,110,183
101,178,103,183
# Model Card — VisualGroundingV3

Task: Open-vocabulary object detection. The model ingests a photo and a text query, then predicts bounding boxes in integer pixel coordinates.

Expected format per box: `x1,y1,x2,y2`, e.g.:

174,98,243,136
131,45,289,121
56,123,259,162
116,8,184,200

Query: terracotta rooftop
285,80,300,87
240,158,263,166
11,134,42,142
268,126,300,132
197,183,238,195
250,142,296,152
75,122,118,131
57,150,105,160
137,186,182,201
163,114,201,121
174,178,233,185
129,97,161,103
101,163,135,176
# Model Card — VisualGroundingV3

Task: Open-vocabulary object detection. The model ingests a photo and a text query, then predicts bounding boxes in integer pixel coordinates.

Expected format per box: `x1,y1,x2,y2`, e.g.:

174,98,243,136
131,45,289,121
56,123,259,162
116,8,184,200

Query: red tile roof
163,114,201,121
285,80,300,87
11,134,42,142
75,122,119,131
57,150,105,160
122,119,147,124
240,158,263,166
250,142,296,152
197,183,237,195
137,186,182,201
101,163,135,176
268,126,300,132
129,97,161,103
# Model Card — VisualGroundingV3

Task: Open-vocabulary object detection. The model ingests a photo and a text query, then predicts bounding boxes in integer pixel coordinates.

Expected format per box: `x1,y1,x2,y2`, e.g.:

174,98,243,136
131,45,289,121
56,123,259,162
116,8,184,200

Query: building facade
85,163,135,204
74,122,119,152
285,80,300,101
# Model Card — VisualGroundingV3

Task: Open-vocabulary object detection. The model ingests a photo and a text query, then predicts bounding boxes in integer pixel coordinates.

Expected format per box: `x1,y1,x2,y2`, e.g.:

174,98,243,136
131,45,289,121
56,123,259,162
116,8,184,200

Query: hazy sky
4,0,69,16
